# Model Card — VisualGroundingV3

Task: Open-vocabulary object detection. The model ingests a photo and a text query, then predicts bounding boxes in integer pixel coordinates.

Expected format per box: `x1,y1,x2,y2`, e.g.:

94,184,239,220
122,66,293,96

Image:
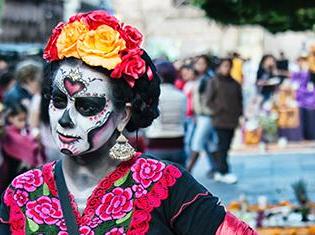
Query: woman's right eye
52,95,67,109
52,89,68,109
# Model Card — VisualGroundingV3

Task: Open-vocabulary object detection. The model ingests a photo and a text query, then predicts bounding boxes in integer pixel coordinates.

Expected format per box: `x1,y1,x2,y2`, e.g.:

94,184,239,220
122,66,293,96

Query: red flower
111,49,146,87
42,162,58,196
13,190,29,207
79,226,94,235
129,210,151,234
120,24,143,49
131,158,166,188
95,187,133,221
58,232,69,235
132,184,148,198
82,10,120,30
10,204,25,233
105,227,126,235
25,196,63,225
43,22,65,61
3,188,14,206
12,169,43,192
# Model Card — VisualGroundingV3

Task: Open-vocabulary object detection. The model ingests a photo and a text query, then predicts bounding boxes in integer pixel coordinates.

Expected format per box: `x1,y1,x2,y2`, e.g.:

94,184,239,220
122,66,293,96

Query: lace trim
170,192,209,227
42,161,58,196
69,153,141,226
127,164,182,235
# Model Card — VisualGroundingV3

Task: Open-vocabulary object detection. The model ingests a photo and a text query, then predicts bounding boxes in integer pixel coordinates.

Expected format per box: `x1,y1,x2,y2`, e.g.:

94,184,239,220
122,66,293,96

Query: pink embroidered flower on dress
26,196,63,225
57,219,67,231
87,217,103,228
12,169,43,192
131,158,166,188
105,227,126,235
95,187,133,221
58,232,69,235
13,190,29,207
79,226,94,235
132,184,147,198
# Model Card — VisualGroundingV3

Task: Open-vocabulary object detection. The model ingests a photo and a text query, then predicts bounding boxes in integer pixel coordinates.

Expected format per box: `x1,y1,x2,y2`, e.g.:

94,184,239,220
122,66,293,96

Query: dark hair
5,103,28,124
0,71,15,88
218,58,233,68
179,64,198,76
196,54,210,66
154,59,176,84
44,52,160,132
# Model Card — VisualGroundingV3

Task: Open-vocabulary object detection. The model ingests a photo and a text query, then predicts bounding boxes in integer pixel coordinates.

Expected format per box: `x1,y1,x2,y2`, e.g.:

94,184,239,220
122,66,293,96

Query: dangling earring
109,130,136,161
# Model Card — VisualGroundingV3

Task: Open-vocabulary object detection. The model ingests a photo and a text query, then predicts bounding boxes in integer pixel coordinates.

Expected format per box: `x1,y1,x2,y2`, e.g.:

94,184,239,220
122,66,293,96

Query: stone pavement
192,152,315,205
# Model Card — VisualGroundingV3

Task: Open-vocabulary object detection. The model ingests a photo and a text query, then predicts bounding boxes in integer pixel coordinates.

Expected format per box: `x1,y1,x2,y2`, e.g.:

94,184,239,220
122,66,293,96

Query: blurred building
112,0,315,61
0,0,63,43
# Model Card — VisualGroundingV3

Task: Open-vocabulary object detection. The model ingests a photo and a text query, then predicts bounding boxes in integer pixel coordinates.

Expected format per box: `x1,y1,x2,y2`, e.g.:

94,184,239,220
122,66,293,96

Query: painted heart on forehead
64,76,86,96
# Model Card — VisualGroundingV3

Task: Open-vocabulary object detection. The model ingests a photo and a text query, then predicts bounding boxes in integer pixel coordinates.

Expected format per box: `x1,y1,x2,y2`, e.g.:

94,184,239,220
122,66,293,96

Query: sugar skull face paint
49,64,117,156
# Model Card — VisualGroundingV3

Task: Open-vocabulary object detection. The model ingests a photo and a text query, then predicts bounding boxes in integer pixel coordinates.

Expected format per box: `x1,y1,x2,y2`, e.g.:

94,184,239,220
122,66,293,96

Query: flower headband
43,10,152,87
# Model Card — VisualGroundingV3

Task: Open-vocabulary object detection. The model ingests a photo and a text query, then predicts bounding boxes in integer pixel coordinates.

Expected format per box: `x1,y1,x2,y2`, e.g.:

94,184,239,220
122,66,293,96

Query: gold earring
109,131,135,161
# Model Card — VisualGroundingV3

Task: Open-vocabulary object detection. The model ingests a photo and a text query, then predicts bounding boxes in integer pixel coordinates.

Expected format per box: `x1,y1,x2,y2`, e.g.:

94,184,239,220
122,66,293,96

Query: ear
117,103,132,132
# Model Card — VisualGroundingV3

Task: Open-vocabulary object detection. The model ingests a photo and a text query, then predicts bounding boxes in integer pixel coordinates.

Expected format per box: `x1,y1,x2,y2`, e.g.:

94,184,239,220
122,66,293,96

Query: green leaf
43,183,50,196
114,171,130,187
27,218,39,232
116,211,132,225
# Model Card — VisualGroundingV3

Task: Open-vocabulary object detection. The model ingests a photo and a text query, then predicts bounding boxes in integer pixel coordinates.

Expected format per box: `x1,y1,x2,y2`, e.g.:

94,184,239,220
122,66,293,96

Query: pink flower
57,219,67,231
132,184,147,198
26,196,63,225
95,187,133,221
131,158,166,188
111,49,146,87
79,226,94,235
13,190,29,207
12,169,43,192
58,232,69,235
105,227,126,235
87,217,103,228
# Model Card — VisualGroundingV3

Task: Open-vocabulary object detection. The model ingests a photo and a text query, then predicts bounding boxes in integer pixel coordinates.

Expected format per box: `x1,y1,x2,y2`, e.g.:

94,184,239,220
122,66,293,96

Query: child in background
2,103,45,185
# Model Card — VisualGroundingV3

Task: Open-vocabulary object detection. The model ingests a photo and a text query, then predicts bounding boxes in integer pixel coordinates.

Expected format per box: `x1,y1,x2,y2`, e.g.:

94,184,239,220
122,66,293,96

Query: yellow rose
77,25,126,70
56,21,88,59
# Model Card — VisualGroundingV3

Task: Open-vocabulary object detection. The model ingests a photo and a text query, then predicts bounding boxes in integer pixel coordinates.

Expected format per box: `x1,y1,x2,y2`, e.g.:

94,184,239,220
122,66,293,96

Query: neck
62,136,120,187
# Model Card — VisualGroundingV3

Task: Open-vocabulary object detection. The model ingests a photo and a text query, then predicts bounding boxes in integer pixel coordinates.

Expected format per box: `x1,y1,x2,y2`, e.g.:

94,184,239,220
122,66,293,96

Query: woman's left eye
75,97,106,116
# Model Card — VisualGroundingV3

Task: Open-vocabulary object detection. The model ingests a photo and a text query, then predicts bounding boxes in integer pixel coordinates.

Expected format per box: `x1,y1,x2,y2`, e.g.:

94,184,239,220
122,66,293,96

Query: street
193,151,315,205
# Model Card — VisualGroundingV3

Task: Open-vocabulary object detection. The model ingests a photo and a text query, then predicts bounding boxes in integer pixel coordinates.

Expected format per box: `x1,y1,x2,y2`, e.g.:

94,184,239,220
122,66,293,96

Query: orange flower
77,25,126,70
56,21,88,59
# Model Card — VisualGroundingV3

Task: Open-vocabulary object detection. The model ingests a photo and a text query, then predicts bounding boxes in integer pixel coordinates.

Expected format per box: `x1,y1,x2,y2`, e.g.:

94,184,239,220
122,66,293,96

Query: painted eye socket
52,88,68,109
75,97,106,116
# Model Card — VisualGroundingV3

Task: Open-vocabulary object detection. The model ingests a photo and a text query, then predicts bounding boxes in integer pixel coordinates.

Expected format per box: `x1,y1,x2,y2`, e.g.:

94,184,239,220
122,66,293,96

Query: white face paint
49,64,117,156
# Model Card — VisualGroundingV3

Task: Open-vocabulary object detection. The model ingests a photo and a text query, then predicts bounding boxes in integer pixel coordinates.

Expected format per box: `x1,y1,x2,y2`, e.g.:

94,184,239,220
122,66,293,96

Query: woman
0,11,255,234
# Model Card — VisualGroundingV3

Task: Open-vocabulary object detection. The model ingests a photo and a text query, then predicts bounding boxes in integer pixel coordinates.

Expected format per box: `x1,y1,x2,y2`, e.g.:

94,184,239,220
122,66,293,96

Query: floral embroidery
13,189,29,207
12,169,43,192
3,154,182,235
79,225,94,235
131,158,165,188
25,196,63,225
57,219,67,231
42,161,58,196
106,227,126,235
128,164,182,235
96,187,133,221
132,185,147,198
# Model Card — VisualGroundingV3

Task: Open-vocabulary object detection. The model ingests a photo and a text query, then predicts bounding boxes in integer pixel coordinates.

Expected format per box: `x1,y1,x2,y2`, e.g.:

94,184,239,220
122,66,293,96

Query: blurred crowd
0,47,315,193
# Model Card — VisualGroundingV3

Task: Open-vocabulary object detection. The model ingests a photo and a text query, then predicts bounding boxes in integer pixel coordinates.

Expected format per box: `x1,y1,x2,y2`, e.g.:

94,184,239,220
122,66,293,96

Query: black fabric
55,160,80,235
0,193,10,234
214,128,235,174
146,159,226,235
